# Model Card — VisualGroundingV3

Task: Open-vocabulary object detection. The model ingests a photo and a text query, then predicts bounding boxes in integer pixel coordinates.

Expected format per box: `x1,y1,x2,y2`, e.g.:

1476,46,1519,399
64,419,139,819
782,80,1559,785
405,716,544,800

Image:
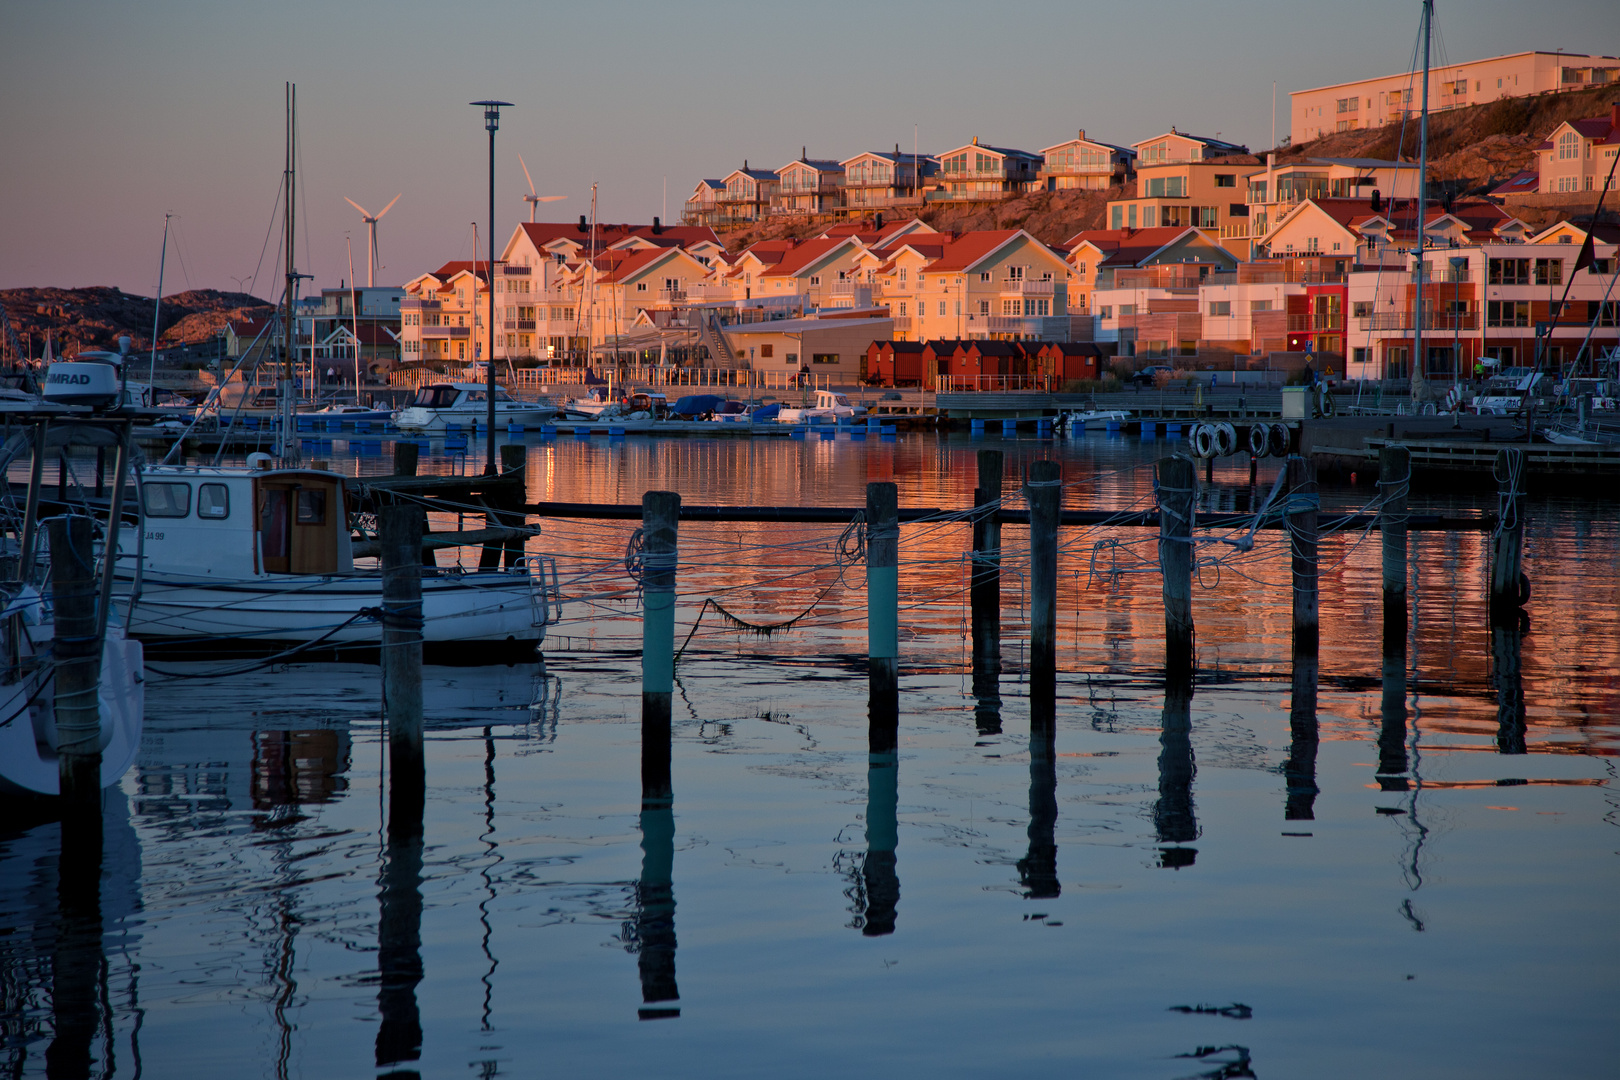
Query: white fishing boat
0,586,145,798
1057,408,1131,433
113,458,557,657
304,402,397,424
777,390,866,424
394,382,557,432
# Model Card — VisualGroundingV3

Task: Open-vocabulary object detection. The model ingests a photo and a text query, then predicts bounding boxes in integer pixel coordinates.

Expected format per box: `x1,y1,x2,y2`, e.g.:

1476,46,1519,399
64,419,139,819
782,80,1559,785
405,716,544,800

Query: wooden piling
495,443,528,568
393,440,419,477
641,491,680,805
1026,460,1061,704
867,482,899,755
970,449,1003,679
1286,455,1319,655
1489,448,1527,623
379,504,425,832
1156,456,1195,678
1379,444,1410,654
48,516,104,821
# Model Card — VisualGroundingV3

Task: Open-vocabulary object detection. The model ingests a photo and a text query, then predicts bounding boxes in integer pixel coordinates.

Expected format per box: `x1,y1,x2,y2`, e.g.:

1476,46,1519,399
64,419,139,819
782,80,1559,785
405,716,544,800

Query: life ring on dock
1191,423,1217,459
1248,423,1269,457
1214,422,1237,457
1268,423,1291,457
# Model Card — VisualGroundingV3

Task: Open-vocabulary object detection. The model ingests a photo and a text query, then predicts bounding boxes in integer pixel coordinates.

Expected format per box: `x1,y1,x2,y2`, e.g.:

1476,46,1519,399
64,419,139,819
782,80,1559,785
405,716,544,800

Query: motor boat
1057,409,1131,433
303,402,398,425
0,584,145,798
111,457,558,656
777,390,866,424
394,382,557,432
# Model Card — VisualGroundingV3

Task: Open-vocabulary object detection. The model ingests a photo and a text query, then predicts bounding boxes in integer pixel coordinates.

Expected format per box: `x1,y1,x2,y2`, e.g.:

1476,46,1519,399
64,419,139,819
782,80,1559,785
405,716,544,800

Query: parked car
1130,365,1172,387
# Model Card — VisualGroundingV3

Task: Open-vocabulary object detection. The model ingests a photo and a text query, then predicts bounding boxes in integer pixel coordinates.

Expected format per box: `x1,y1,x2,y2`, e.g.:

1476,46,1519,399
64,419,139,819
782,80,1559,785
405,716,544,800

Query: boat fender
1268,423,1291,457
1191,423,1216,459
1214,422,1237,457
1248,422,1269,458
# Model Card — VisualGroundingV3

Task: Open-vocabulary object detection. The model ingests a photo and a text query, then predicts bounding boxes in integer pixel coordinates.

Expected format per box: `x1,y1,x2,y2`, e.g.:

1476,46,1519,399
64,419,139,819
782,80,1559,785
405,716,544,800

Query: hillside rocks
0,286,272,359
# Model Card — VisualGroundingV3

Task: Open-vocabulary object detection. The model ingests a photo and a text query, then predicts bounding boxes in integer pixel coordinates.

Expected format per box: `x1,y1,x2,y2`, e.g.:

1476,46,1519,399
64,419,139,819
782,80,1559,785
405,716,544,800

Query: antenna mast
1412,0,1432,404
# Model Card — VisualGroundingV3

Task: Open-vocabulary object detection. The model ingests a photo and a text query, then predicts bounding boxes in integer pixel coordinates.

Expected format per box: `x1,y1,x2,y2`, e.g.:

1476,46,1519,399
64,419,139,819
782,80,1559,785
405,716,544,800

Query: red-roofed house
1537,103,1620,194
871,229,1073,341
933,139,1043,202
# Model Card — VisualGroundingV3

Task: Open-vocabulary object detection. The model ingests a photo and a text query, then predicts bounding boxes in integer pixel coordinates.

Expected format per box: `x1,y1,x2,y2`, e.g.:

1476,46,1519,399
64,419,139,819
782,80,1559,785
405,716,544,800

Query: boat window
465,390,487,403
495,389,517,402
198,483,230,519
144,482,191,518
296,489,326,525
410,386,458,408
834,394,851,407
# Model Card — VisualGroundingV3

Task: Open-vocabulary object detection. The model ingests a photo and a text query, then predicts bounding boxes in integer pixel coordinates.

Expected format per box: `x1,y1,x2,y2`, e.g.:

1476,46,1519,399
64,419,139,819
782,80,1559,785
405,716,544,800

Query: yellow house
1039,130,1135,190
871,229,1072,341
1537,104,1620,194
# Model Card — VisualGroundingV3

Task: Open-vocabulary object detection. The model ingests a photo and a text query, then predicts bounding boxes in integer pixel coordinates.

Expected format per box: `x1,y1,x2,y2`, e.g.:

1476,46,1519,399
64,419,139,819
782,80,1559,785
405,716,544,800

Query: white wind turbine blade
537,195,567,202
519,155,537,197
376,193,402,219
344,196,373,219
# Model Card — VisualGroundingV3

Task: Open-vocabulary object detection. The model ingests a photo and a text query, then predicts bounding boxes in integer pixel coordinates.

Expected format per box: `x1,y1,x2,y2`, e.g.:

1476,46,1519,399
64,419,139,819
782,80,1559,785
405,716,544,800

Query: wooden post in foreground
970,449,1003,679
379,504,425,832
641,492,680,805
1156,456,1195,678
1379,444,1410,654
1026,460,1061,706
867,482,899,755
1489,448,1527,624
393,440,419,477
48,516,104,821
1286,455,1319,655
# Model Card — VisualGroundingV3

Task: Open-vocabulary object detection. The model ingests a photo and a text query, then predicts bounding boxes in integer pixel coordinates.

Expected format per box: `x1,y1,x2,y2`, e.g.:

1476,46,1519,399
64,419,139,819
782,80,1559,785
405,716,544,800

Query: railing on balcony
420,325,470,338
1358,312,1480,331
1220,224,1250,239
401,299,442,310
934,374,1051,392
891,316,913,331
517,320,537,331
1287,313,1345,332
999,279,1056,295
499,265,530,276
843,191,927,209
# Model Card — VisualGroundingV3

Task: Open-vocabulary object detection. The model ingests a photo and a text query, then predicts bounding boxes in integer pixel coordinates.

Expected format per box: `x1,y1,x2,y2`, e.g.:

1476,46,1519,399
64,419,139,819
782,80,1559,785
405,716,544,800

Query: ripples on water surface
2,433,1617,1077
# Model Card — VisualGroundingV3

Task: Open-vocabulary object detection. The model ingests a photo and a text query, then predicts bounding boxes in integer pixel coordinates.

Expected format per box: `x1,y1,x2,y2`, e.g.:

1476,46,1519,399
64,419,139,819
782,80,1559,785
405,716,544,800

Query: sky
2,0,1616,298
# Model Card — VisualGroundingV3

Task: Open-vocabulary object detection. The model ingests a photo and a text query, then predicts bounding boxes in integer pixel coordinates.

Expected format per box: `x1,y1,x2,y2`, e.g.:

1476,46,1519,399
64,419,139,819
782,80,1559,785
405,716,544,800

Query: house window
1597,301,1619,327
1352,301,1372,318
1002,299,1023,316
1128,205,1137,228
810,275,820,286
1008,266,1024,281
899,268,908,285
1534,258,1563,286
1251,300,1272,312
1111,205,1123,229
1074,262,1087,280
1558,131,1581,160
1352,347,1370,366
1099,306,1112,319
811,353,839,364
978,301,990,316
938,301,947,316
761,344,774,358
1208,301,1231,316
1119,304,1136,316
1215,174,1236,187
637,282,648,291
899,303,907,316
1487,300,1530,327
1194,207,1217,228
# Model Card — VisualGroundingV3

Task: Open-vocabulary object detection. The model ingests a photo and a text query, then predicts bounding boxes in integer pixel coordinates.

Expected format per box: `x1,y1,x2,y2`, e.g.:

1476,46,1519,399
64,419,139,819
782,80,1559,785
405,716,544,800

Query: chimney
1077,128,1085,141
1612,99,1620,131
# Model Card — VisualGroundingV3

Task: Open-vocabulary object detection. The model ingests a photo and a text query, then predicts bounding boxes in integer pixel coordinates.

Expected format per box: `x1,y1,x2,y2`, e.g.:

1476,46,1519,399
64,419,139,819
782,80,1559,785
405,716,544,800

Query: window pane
198,484,230,519
144,482,191,518
296,489,327,525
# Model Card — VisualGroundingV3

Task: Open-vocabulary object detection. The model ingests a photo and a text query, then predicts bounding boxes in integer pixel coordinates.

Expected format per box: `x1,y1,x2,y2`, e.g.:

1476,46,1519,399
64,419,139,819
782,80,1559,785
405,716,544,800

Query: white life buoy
1192,423,1216,459
1214,422,1237,457
1248,423,1269,457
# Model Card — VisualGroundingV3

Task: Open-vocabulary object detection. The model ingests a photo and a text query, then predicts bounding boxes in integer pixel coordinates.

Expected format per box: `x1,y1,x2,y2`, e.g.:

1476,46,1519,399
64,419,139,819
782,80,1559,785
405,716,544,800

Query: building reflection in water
1155,675,1198,868
1017,687,1060,899
1284,655,1320,821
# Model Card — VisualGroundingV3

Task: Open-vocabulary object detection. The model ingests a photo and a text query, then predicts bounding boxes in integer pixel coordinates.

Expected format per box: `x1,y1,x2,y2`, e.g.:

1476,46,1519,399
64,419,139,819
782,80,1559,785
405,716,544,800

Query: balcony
420,325,470,339
891,316,914,331
1287,313,1345,332
1358,312,1479,331
401,299,441,311
499,265,530,276
843,191,926,209
1000,279,1056,296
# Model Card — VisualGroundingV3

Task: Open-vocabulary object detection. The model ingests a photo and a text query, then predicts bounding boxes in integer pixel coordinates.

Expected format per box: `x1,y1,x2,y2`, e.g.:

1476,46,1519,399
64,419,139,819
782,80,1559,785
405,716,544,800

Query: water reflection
377,746,425,1074
851,754,901,936
1492,626,1527,755
1377,655,1409,789
633,807,680,1019
1284,655,1320,821
972,667,1002,736
47,814,103,1080
1017,692,1059,899
1155,676,1198,868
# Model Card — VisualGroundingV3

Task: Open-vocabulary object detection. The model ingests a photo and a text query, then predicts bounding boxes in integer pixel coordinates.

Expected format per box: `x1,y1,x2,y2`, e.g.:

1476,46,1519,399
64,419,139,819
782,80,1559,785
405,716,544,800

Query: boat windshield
410,385,461,408
833,394,851,407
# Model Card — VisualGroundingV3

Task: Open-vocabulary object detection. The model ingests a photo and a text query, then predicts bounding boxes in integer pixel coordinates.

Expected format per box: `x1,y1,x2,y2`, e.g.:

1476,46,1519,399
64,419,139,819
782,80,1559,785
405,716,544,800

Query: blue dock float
539,424,557,437
1106,420,1122,433
1142,421,1158,437
445,436,468,451
445,423,462,436
507,423,524,435
818,429,835,440
608,426,626,437
574,427,592,439
296,417,313,433
355,420,371,434
789,428,806,439
1166,422,1182,438
1001,419,1018,435
881,424,897,434
325,418,342,433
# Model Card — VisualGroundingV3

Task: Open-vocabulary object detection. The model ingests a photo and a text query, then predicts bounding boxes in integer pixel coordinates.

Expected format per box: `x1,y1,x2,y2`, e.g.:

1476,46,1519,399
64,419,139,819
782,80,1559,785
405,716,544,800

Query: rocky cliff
0,287,273,359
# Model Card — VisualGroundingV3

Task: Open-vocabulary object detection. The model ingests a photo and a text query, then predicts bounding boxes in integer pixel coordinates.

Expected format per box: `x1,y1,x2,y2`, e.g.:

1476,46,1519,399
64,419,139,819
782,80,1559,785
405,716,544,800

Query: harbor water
3,431,1617,1078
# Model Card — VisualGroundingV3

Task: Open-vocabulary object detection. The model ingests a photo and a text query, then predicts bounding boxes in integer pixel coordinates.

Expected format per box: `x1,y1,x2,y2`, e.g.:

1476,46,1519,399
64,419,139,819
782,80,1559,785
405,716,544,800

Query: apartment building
775,153,846,215
681,180,725,227
1291,51,1620,144
865,229,1073,342
1242,157,1420,252
841,149,935,213
1258,196,1527,265
1084,229,1242,357
714,163,780,226
399,262,489,365
1067,226,1238,318
1343,222,1620,381
932,139,1043,202
1038,130,1134,190
1537,102,1620,194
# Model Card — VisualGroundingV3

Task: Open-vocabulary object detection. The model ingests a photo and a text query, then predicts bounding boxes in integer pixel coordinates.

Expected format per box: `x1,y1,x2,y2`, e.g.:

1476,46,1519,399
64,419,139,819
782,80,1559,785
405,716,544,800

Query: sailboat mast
1412,0,1431,402
148,212,171,395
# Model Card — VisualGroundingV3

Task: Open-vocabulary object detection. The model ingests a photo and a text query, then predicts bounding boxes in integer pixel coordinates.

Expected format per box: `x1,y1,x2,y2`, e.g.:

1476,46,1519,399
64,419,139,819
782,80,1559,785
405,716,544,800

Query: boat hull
395,405,557,432
0,635,145,798
119,570,548,654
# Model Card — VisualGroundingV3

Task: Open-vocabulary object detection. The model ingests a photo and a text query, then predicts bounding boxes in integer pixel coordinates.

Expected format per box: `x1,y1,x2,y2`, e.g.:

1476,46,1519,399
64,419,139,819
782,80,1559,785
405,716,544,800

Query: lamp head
471,99,513,132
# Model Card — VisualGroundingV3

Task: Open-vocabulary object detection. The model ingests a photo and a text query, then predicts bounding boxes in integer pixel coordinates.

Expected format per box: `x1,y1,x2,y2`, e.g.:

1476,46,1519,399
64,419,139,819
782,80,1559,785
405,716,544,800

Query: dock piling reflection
1492,624,1527,755
46,813,104,1080
1017,686,1059,899
1154,672,1198,867
1284,653,1320,820
860,753,900,936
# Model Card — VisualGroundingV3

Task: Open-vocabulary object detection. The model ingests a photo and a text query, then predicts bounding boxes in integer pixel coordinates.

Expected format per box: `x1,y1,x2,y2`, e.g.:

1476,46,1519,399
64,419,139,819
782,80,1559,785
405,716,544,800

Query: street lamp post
471,99,512,475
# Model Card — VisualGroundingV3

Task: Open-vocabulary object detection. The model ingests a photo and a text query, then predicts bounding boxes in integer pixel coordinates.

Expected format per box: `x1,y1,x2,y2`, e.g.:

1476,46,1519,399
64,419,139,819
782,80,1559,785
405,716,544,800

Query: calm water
3,432,1617,1078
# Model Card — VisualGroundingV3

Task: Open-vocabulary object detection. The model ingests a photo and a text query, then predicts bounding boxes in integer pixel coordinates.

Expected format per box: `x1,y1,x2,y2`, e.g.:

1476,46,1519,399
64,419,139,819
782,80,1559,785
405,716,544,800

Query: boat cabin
127,464,354,578
407,382,522,409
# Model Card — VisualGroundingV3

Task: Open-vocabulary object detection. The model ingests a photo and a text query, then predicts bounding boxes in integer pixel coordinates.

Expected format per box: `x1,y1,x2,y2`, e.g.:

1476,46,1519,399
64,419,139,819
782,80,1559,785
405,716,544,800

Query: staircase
697,310,738,367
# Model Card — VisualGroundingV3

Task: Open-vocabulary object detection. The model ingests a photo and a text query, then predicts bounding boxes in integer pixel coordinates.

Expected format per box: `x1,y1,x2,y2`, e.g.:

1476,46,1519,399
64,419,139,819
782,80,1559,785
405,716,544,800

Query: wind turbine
519,155,566,222
343,193,401,287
